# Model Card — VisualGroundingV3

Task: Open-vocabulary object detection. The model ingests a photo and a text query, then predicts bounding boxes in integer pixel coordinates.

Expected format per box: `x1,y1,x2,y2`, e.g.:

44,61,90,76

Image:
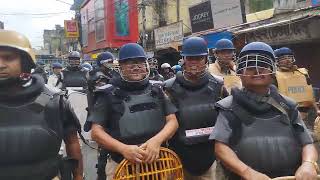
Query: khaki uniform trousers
183,161,217,180
105,158,119,180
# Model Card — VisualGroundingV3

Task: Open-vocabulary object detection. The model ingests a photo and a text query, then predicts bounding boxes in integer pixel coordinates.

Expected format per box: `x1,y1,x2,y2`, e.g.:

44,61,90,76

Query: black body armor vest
166,76,222,145
216,91,303,179
62,70,87,89
165,74,223,175
0,87,63,180
109,84,166,145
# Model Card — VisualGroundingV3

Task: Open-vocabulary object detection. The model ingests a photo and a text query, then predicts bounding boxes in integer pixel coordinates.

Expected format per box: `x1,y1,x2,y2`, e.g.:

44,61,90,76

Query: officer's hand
140,138,161,164
121,145,147,163
242,167,271,180
295,162,317,180
317,111,320,117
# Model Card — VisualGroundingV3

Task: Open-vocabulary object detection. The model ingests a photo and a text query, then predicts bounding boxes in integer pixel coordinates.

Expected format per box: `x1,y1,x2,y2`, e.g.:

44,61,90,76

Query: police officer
81,62,93,72
33,61,49,83
210,42,318,180
59,51,87,91
209,39,242,93
148,57,164,81
87,43,179,180
48,62,63,88
87,52,117,111
165,37,228,180
86,52,116,180
0,30,83,180
274,47,318,126
161,62,175,80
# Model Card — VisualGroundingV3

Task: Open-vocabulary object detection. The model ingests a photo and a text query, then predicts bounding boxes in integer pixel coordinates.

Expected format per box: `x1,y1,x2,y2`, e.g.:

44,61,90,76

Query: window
81,8,88,46
95,0,105,42
249,0,273,13
82,23,88,46
95,20,105,41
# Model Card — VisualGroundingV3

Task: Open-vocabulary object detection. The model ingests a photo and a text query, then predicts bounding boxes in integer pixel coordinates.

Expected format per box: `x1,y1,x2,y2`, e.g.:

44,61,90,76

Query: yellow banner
64,20,79,38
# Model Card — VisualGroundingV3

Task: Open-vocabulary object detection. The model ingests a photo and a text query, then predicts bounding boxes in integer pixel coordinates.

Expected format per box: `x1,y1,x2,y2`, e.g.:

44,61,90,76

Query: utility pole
176,0,180,22
240,0,247,23
141,0,147,48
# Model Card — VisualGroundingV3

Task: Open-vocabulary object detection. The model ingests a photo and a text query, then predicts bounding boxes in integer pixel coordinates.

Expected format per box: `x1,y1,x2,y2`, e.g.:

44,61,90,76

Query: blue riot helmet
274,47,294,58
215,39,236,64
172,65,182,73
97,52,115,68
236,42,276,76
37,61,45,66
181,37,208,57
216,39,235,51
181,37,208,78
274,47,295,70
52,62,63,69
68,51,81,67
81,62,93,72
118,43,150,82
119,43,147,61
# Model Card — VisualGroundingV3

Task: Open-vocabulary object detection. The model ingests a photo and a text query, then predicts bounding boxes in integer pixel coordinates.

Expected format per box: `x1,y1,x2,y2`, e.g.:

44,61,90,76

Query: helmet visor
236,54,276,76
119,59,150,82
183,56,208,78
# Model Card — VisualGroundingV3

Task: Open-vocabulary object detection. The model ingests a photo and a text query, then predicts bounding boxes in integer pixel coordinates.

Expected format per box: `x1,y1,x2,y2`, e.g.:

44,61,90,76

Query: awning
234,15,310,35
200,31,233,49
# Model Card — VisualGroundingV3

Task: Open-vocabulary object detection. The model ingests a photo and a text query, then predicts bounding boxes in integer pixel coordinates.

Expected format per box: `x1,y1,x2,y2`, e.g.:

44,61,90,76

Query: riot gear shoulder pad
297,68,308,76
279,94,298,109
215,96,233,110
209,74,224,85
164,77,177,89
270,85,298,110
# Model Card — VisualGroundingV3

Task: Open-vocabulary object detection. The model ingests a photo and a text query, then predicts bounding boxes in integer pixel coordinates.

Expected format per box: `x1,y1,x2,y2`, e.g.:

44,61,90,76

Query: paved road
67,91,99,179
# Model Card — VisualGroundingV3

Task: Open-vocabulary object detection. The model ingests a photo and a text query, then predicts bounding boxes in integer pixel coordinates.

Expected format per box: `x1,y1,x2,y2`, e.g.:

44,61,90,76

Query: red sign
64,20,79,38
81,0,139,54
107,0,139,47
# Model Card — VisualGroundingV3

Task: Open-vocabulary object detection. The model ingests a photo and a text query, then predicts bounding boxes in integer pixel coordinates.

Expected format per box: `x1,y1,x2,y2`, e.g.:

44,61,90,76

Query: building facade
43,25,68,56
80,0,139,56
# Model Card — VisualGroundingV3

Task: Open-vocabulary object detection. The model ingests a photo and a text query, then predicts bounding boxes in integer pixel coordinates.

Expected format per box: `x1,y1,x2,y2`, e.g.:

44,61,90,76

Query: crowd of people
0,29,319,180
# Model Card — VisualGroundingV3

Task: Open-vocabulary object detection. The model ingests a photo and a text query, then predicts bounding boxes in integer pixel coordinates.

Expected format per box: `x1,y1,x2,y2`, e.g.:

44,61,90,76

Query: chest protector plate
0,89,63,179
276,70,314,104
62,70,87,88
169,79,221,145
111,86,166,145
233,112,302,178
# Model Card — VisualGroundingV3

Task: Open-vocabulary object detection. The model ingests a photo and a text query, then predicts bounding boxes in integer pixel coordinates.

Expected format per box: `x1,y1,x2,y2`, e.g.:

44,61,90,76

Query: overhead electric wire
0,11,71,16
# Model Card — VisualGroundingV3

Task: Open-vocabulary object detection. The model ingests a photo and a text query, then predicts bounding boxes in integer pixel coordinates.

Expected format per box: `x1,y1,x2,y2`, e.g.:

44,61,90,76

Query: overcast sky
0,0,75,49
